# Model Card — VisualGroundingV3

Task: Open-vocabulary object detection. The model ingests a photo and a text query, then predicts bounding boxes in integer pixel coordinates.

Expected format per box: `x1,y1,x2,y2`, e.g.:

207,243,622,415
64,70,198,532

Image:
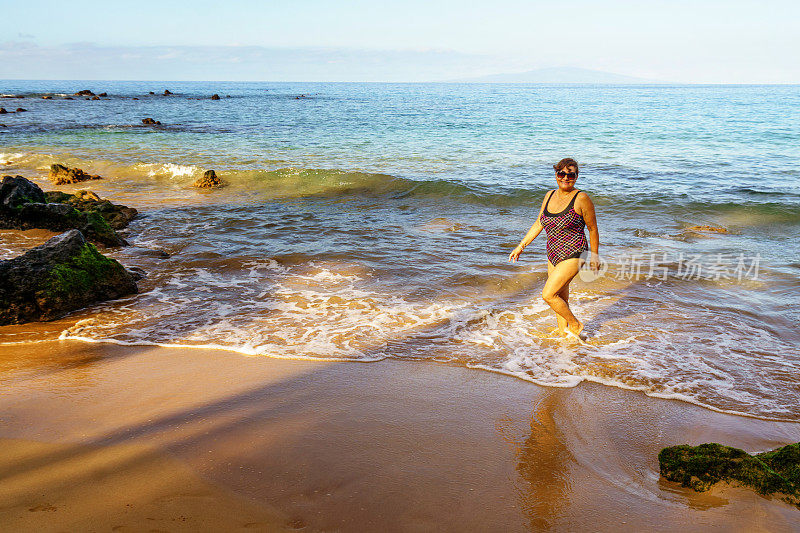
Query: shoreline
1,339,798,531
8,332,798,425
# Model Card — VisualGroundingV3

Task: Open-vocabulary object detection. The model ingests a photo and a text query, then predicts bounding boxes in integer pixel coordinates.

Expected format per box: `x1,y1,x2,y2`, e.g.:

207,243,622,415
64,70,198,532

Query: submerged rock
0,176,130,246
164,89,172,95
141,117,161,125
0,108,7,114
685,225,729,234
126,265,147,280
98,92,108,97
16,108,27,112
659,442,800,507
0,229,138,325
211,94,220,100
192,169,225,189
49,163,103,185
74,89,95,96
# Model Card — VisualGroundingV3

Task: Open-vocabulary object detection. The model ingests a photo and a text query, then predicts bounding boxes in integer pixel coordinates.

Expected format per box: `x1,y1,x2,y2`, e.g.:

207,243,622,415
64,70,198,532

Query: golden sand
0,340,798,532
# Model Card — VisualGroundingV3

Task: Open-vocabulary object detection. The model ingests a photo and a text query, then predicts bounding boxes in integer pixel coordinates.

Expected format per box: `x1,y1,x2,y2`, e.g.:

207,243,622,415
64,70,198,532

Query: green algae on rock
43,189,138,230
659,442,800,507
0,229,138,324
0,176,134,247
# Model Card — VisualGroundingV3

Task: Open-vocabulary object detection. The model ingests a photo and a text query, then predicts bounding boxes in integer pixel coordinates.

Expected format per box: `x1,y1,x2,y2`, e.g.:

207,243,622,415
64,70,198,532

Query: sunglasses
556,171,578,179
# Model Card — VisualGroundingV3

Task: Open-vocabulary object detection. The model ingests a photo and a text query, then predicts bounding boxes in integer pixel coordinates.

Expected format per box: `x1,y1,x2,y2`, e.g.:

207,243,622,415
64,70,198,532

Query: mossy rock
659,442,800,507
38,238,123,303
1,176,133,247
0,229,138,324
83,210,120,245
43,188,138,230
43,190,73,203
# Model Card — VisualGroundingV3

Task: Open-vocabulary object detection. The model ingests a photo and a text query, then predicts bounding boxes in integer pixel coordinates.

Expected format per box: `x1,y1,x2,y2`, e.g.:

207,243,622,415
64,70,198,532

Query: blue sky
3,0,799,82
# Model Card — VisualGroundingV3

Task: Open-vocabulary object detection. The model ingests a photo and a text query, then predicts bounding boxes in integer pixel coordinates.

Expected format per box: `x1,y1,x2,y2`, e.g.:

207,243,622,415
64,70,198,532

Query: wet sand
0,340,798,532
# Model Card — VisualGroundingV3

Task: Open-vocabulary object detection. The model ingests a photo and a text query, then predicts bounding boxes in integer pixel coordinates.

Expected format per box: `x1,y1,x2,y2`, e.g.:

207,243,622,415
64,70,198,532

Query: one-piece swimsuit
539,189,589,265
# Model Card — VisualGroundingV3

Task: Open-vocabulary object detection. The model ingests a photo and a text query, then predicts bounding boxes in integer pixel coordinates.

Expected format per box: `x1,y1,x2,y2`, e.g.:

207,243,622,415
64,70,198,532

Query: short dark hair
553,158,579,172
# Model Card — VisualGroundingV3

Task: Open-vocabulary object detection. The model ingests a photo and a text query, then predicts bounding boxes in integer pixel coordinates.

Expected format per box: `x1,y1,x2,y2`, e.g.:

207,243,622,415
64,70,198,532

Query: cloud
0,41,507,82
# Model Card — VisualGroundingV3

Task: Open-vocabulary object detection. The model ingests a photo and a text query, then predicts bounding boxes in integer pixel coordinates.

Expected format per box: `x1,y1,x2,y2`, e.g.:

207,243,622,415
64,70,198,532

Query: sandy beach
0,340,797,532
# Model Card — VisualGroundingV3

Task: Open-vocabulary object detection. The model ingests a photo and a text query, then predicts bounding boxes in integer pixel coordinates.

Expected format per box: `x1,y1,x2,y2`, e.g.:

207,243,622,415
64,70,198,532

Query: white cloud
0,41,506,82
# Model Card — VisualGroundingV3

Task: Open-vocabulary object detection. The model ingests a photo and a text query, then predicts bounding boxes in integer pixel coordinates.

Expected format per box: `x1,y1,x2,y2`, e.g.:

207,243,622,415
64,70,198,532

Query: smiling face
555,165,578,191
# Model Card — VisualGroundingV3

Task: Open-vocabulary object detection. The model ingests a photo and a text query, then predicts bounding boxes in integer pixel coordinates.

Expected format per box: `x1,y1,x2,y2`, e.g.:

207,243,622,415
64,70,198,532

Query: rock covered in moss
193,169,225,189
0,175,129,246
659,442,800,507
0,229,138,324
49,163,103,185
43,188,138,230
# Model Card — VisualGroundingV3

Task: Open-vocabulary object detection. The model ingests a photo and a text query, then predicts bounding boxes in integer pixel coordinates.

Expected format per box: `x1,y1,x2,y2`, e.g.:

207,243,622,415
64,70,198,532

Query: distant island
445,66,665,84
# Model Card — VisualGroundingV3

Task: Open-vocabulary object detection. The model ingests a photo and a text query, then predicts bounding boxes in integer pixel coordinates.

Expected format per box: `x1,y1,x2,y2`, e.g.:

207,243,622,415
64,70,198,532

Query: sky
2,0,799,82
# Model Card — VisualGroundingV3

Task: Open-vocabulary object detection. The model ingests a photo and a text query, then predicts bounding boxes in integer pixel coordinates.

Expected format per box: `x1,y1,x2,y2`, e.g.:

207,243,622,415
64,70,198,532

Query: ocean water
1,81,799,421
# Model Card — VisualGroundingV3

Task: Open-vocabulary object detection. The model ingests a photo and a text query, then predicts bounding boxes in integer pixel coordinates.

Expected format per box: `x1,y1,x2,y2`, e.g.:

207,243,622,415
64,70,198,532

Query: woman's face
555,166,578,190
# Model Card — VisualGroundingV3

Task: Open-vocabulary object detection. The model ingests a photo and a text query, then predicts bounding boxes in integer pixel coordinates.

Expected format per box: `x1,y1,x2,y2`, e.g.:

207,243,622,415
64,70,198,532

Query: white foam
44,246,800,422
139,162,202,179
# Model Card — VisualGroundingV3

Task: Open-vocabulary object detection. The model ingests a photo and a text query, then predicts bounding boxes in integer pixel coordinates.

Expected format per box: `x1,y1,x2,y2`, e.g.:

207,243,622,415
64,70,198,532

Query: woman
508,158,600,341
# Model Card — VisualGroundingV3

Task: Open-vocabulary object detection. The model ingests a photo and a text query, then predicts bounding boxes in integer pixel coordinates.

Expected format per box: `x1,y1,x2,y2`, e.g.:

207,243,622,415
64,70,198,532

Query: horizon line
3,78,800,86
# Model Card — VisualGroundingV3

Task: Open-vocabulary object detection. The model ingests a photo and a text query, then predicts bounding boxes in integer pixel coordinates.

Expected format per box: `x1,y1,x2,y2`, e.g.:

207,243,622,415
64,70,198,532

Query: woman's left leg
547,260,569,335
542,258,583,335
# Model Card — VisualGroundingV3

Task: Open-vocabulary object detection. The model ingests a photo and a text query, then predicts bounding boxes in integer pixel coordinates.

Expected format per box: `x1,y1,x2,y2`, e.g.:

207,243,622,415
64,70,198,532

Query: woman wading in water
508,158,600,341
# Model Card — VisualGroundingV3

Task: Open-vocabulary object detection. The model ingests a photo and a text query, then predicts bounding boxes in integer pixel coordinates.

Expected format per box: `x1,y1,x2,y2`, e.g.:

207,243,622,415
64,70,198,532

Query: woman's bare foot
567,321,584,337
548,326,566,337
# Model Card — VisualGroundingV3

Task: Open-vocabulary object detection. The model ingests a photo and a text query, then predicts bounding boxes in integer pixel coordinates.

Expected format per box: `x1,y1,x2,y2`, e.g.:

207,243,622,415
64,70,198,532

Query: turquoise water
1,81,799,420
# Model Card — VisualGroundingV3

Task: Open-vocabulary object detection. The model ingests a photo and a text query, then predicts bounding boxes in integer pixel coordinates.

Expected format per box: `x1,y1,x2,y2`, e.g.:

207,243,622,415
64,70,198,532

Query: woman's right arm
508,192,549,263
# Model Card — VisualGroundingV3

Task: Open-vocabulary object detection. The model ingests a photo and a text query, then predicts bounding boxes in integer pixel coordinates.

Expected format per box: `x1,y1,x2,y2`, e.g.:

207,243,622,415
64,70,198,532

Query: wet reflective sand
1,341,797,531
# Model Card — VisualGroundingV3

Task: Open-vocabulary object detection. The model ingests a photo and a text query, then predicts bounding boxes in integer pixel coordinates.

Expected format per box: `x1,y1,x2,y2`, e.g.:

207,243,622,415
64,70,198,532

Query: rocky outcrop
98,92,108,97
211,94,220,100
0,229,138,325
0,176,129,247
1,175,46,207
74,90,95,96
193,170,224,189
164,89,172,95
44,189,138,230
0,108,7,114
659,442,800,508
16,108,27,112
141,118,161,125
49,164,103,185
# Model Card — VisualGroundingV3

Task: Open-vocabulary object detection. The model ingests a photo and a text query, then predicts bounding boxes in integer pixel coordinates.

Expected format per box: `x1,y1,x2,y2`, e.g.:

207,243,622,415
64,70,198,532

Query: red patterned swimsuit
539,189,589,265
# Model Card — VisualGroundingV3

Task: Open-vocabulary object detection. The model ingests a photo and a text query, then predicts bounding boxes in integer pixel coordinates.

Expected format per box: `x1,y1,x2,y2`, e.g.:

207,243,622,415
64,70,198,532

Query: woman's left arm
577,193,600,272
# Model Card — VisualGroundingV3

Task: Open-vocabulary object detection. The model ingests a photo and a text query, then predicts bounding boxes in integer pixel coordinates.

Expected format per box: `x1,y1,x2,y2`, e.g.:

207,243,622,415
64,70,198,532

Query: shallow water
1,81,799,420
